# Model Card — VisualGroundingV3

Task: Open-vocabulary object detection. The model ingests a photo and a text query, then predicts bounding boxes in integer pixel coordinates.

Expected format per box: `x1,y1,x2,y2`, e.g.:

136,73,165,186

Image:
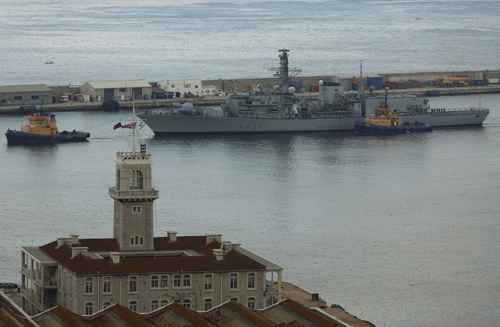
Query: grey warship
138,50,489,135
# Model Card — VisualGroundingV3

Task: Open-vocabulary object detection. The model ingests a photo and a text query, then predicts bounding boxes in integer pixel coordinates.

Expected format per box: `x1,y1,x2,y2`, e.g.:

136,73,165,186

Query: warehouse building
0,84,51,107
80,80,152,102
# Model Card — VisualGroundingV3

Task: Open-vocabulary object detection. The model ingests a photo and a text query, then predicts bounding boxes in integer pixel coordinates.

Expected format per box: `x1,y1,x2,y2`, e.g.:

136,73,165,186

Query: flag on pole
113,122,137,130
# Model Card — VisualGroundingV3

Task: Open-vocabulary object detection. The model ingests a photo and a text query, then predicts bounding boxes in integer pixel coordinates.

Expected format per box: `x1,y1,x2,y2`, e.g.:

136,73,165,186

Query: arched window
129,170,144,190
84,302,93,315
247,272,256,289
129,276,137,293
247,297,256,310
130,235,144,246
84,278,93,294
229,272,238,289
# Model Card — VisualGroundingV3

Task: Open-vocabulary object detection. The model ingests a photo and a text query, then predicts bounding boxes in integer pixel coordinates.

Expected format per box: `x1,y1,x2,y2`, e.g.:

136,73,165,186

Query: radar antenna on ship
270,49,301,94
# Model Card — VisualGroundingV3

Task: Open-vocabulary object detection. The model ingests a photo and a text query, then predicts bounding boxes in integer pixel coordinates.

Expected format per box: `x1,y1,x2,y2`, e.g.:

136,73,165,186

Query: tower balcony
116,151,151,161
109,187,159,200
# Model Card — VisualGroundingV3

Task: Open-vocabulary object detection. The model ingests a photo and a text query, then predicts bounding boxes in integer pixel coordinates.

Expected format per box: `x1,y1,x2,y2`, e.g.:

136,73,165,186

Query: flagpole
132,95,136,152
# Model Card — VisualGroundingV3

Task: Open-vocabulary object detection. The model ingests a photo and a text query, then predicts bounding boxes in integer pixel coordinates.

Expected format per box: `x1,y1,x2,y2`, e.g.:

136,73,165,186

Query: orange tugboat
5,113,90,145
355,88,432,135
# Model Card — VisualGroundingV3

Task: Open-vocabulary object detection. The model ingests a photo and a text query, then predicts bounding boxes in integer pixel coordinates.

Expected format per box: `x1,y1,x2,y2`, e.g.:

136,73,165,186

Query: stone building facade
21,146,282,316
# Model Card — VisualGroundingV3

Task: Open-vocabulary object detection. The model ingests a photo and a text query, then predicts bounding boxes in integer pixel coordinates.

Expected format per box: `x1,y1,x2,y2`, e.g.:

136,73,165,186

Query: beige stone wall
65,270,266,315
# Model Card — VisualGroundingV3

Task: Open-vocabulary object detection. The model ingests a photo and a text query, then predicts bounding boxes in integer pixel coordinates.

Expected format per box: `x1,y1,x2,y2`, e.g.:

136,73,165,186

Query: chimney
167,231,177,243
56,235,79,249
71,246,88,259
206,234,222,245
213,249,224,261
67,235,80,246
110,252,120,264
56,238,66,249
311,293,320,302
222,241,240,254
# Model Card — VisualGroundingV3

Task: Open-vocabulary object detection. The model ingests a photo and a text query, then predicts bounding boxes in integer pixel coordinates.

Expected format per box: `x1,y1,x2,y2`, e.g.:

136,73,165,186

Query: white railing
108,187,158,198
116,152,150,160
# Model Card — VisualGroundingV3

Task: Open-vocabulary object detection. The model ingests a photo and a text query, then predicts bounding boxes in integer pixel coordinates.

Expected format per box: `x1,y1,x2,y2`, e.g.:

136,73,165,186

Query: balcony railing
264,280,279,295
109,187,159,200
117,152,150,160
43,278,57,288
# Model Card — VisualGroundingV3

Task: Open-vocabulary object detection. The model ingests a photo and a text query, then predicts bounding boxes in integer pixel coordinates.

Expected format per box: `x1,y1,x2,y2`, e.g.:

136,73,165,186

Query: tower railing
116,152,150,161
108,187,159,200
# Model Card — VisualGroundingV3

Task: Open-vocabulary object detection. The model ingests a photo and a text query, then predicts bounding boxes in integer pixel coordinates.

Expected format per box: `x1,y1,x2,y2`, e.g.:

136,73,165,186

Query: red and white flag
113,121,137,130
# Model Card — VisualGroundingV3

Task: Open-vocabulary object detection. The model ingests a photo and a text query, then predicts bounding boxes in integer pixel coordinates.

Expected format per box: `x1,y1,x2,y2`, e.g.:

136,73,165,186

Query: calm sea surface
0,94,499,327
1,0,500,84
1,0,500,326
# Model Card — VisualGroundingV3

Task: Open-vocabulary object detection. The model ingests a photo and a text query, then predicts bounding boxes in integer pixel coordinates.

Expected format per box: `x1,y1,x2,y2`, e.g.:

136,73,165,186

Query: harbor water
1,0,500,84
0,94,499,327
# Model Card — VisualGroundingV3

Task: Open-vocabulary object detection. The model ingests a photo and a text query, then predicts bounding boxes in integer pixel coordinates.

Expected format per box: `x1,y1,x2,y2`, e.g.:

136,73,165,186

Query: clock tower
109,145,158,251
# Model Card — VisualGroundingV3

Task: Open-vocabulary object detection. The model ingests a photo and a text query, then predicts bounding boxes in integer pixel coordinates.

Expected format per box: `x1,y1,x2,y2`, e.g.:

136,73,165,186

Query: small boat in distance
5,113,90,145
44,60,54,64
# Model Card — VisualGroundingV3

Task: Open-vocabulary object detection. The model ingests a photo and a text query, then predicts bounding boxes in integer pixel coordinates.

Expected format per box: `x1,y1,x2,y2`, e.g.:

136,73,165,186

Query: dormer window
129,170,143,190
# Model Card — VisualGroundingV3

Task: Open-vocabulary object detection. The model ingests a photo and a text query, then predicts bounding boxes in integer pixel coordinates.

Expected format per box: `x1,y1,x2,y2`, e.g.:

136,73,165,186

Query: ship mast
359,60,366,117
278,49,290,94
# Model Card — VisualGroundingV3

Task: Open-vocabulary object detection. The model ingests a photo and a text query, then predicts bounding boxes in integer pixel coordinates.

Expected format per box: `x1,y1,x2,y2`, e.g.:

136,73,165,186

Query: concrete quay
377,85,500,97
0,97,225,115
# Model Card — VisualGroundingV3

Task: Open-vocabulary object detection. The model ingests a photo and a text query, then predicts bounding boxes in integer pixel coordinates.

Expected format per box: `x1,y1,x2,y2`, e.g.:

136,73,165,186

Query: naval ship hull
399,109,489,127
139,115,361,134
139,109,488,135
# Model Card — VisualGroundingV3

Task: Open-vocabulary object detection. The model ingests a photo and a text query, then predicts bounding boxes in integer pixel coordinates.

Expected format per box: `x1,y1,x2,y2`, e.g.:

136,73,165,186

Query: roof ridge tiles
281,299,333,327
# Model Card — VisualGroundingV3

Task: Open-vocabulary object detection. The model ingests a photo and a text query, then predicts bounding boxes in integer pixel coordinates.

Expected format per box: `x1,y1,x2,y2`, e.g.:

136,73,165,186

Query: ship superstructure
138,50,489,135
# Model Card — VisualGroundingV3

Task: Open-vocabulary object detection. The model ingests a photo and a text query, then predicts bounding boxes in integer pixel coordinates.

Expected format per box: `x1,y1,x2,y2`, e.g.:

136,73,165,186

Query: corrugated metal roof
0,84,51,93
85,80,151,89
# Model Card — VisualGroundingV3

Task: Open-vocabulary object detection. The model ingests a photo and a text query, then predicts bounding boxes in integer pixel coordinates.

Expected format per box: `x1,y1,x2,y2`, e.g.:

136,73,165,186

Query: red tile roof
0,291,37,327
27,300,375,327
144,303,215,327
89,304,151,327
320,306,376,327
262,299,337,327
39,236,265,275
33,306,90,327
204,301,275,327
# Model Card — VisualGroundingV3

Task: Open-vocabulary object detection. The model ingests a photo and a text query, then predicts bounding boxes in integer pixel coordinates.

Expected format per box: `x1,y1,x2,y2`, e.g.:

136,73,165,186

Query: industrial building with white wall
0,84,52,107
80,80,152,102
